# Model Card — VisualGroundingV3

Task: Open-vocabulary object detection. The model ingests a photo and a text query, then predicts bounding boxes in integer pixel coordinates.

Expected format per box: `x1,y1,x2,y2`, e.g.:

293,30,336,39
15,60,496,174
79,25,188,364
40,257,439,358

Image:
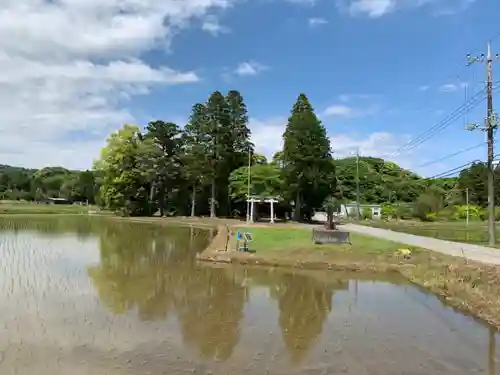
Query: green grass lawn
360,220,498,246
235,226,416,257
0,201,92,215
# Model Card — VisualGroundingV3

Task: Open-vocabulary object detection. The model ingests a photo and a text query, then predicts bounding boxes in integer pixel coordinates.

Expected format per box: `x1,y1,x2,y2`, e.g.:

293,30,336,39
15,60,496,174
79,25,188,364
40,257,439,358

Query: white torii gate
246,195,280,224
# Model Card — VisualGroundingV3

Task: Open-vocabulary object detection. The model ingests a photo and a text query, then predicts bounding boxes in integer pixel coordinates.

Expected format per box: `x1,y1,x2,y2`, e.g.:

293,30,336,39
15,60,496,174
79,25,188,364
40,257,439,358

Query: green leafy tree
362,207,373,220
415,190,443,221
252,153,268,165
271,151,285,168
282,93,336,221
229,164,282,202
94,124,159,216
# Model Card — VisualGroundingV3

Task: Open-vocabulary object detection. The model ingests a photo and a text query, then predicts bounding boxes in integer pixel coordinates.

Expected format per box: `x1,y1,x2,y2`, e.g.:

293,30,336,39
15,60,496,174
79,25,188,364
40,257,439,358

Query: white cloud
322,103,378,118
286,0,318,5
0,0,234,169
439,82,467,93
249,117,286,158
347,0,396,17
234,61,269,76
440,84,458,92
339,93,373,102
330,132,415,169
419,85,430,92
201,15,230,36
308,17,328,27
323,105,356,117
337,0,475,18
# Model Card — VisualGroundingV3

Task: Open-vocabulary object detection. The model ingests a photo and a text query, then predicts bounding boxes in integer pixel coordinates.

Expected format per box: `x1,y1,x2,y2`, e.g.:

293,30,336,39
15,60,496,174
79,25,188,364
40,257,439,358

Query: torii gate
246,195,280,224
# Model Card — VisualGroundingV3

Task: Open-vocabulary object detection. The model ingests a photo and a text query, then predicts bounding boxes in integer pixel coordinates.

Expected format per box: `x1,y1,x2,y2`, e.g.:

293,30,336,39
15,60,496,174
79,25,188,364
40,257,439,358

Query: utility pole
356,148,360,221
467,42,500,246
466,187,469,227
246,147,251,223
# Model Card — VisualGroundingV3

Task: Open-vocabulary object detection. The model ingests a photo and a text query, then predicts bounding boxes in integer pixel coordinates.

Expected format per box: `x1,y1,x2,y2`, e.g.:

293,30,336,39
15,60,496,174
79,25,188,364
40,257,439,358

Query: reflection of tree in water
88,223,246,361
270,273,348,363
0,215,97,239
175,268,246,361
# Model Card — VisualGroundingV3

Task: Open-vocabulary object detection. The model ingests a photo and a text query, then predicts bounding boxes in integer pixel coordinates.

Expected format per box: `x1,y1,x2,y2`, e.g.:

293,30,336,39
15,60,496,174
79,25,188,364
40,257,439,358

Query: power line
389,88,487,157
417,142,485,168
428,159,481,179
390,82,500,159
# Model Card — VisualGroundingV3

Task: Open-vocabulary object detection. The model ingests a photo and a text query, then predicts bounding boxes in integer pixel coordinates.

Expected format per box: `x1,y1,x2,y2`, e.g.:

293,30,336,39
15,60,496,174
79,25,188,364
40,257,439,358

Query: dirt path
343,223,500,265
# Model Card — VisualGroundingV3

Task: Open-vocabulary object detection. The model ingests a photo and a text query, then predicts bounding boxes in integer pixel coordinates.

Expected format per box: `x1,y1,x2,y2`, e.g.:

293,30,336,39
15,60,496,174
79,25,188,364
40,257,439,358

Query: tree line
94,91,335,220
0,165,96,203
0,90,498,221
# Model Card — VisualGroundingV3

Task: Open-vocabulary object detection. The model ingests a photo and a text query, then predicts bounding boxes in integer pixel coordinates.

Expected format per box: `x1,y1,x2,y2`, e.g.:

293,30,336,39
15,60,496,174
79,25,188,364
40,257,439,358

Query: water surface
0,216,498,374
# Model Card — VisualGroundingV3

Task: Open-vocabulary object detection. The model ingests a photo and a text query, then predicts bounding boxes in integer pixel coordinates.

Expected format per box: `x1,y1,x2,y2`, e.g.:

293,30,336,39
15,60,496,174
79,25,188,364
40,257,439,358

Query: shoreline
194,222,500,331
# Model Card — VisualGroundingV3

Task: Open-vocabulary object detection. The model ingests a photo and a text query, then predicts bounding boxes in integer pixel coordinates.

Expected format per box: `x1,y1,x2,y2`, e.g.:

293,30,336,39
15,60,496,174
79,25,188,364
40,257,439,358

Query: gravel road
343,223,500,266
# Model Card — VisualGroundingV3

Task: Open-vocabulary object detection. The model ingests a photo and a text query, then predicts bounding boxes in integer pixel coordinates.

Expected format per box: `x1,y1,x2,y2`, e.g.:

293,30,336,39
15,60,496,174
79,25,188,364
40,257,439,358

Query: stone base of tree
312,227,351,244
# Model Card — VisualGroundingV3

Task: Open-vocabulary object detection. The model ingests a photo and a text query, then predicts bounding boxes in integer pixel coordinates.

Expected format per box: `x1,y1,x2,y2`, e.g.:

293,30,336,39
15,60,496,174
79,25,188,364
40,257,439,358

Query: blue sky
0,0,498,176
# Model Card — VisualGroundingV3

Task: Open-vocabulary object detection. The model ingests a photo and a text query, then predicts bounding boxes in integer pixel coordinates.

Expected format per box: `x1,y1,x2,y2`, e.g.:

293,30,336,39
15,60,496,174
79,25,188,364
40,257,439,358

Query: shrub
423,212,437,222
454,205,482,220
362,207,373,220
436,206,457,221
381,204,395,219
394,203,413,220
415,192,442,221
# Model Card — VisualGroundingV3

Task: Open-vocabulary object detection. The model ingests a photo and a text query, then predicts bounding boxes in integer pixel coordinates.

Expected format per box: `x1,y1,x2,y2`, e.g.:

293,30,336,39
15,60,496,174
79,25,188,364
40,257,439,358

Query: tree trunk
149,184,156,216
159,192,165,217
190,183,196,217
210,178,216,218
294,190,301,222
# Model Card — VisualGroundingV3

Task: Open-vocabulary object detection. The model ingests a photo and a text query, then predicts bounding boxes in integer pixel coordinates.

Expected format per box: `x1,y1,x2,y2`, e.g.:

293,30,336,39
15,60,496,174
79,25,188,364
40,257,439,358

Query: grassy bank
198,224,500,329
0,201,93,215
360,220,500,247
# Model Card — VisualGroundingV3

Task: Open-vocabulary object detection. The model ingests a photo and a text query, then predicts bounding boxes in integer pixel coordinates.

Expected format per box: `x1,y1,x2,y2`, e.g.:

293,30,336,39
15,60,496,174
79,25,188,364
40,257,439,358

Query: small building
339,203,382,219
39,197,72,205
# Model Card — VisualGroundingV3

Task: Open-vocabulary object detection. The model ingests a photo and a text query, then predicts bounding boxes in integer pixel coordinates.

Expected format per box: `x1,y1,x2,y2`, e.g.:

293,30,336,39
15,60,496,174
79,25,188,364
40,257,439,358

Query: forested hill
0,165,96,202
0,156,456,206
333,156,456,204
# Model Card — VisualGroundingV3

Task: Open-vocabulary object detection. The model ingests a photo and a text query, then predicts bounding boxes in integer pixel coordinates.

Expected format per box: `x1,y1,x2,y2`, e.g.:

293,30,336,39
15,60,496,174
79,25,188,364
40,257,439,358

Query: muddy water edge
0,216,499,375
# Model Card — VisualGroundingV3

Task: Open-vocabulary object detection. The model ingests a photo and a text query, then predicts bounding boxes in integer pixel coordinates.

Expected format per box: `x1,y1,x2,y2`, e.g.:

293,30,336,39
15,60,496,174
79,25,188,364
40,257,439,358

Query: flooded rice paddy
0,216,499,375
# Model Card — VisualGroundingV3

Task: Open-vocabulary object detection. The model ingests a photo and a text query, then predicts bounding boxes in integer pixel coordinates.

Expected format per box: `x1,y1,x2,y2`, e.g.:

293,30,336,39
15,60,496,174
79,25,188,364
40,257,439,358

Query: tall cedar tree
282,94,336,221
183,103,211,216
205,91,228,217
145,121,183,217
222,90,253,215
194,90,252,217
